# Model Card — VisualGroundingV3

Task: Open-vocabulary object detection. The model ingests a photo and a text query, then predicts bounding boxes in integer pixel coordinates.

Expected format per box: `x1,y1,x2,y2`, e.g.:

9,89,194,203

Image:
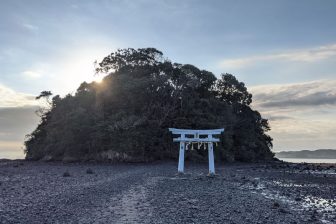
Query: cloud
262,91,336,108
249,79,336,151
70,4,79,9
0,141,25,159
0,106,39,140
220,44,336,68
22,23,39,31
0,106,39,159
267,115,293,121
0,83,37,107
22,70,42,79
250,79,336,109
266,116,336,151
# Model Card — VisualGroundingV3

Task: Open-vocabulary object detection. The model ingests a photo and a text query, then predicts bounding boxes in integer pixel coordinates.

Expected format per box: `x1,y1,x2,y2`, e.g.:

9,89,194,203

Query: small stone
279,208,289,213
295,197,302,202
62,171,71,177
273,202,280,208
86,168,94,174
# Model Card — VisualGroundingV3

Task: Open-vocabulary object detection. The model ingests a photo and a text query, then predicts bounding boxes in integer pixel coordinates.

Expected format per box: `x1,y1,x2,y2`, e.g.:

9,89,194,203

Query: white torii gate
169,128,225,175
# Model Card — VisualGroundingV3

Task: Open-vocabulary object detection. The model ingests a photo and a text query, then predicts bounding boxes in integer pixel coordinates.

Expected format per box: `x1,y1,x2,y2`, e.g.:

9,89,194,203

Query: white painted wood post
178,141,185,173
208,142,215,174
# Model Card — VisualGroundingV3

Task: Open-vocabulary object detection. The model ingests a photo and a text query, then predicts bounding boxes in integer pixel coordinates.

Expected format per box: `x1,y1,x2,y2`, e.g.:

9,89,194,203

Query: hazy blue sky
1,0,336,158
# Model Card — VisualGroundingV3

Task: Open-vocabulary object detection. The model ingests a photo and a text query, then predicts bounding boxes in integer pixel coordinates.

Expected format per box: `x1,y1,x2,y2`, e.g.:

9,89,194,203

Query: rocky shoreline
0,161,335,223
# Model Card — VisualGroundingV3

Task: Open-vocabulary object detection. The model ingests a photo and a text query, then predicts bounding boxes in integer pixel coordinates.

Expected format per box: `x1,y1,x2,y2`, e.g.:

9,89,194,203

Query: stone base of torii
169,128,225,175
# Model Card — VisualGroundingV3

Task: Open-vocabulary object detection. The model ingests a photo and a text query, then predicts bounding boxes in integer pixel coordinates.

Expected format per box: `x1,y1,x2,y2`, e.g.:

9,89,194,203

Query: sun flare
92,74,104,83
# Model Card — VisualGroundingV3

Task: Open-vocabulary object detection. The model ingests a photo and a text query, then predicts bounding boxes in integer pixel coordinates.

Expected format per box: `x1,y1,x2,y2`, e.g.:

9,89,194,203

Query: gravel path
0,161,335,223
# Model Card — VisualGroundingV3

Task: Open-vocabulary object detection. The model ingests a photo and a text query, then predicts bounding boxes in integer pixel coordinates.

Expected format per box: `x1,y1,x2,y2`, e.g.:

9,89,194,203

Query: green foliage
36,91,53,100
25,48,274,162
216,74,252,105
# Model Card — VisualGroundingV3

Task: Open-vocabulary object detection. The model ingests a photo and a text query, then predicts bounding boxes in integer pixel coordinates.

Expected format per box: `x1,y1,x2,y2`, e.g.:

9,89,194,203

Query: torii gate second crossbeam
169,128,224,175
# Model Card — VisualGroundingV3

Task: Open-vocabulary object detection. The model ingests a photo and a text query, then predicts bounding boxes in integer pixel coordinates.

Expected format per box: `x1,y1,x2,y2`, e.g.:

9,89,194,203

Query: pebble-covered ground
0,160,335,223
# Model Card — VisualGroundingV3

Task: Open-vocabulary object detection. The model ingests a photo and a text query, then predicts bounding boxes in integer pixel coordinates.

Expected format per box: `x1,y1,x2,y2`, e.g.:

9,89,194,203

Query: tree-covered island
24,48,273,162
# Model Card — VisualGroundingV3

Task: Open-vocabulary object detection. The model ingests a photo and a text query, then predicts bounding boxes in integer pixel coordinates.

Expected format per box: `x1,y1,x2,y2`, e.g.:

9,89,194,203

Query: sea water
277,158,336,163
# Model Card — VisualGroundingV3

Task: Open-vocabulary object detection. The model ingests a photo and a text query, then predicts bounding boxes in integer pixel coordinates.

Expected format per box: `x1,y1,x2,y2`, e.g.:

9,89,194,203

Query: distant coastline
278,158,336,164
276,149,336,163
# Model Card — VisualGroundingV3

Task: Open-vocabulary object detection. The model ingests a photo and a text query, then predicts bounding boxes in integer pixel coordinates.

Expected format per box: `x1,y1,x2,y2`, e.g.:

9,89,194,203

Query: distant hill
276,149,336,159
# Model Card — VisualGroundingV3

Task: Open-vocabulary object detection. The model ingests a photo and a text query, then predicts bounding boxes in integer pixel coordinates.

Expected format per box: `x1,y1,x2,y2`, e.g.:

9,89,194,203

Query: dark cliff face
276,149,336,159
24,48,274,163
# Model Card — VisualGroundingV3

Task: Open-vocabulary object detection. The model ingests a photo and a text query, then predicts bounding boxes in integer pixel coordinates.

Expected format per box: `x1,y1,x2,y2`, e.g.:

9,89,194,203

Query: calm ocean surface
277,158,336,163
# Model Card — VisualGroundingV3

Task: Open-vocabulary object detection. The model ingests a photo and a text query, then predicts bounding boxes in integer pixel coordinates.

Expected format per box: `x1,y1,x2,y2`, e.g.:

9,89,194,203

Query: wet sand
0,161,335,223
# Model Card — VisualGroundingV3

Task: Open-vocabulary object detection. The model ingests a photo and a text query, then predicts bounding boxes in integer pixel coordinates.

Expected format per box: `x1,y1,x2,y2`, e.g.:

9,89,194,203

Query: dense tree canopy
25,48,274,162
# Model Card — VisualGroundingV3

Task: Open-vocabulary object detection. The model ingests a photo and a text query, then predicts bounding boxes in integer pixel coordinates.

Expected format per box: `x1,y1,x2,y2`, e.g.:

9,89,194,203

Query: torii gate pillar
178,142,185,173
208,142,215,174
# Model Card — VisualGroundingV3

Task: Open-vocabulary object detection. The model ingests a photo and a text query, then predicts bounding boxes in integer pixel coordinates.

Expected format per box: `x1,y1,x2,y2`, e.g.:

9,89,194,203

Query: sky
1,0,336,159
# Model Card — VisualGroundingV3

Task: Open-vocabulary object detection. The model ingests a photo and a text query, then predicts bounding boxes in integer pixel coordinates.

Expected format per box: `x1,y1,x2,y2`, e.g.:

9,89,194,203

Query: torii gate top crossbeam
168,128,224,143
